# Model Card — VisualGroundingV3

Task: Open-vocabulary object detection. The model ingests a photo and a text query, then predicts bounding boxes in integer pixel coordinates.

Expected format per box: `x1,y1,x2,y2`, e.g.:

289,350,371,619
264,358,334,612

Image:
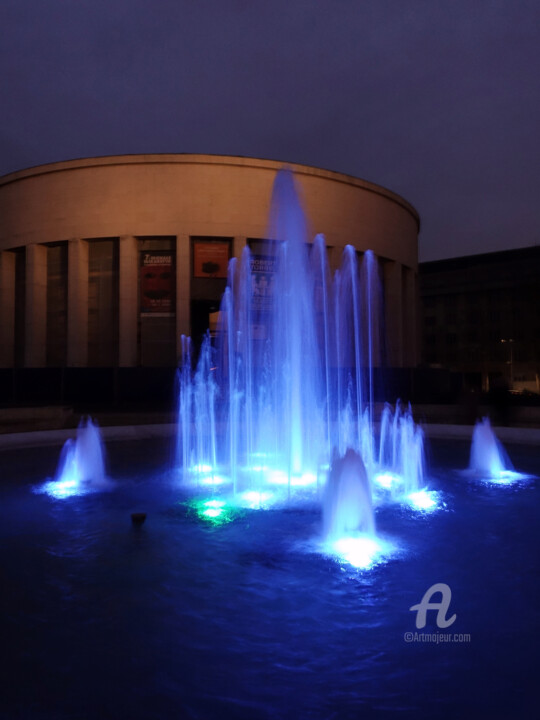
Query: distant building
419,246,540,393
0,154,420,371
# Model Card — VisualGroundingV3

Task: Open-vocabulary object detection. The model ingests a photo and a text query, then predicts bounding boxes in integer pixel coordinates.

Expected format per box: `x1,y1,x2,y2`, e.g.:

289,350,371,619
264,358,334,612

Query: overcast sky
1,0,539,261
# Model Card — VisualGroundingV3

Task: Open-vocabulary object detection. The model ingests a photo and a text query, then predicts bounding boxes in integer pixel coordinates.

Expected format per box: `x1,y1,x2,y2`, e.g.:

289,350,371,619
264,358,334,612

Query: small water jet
470,417,509,477
37,417,109,498
374,402,425,500
323,448,375,539
468,417,525,484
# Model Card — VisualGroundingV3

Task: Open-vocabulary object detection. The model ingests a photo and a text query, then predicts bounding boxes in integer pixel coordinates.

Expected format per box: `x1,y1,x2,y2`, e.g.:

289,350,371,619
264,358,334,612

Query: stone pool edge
1,422,539,451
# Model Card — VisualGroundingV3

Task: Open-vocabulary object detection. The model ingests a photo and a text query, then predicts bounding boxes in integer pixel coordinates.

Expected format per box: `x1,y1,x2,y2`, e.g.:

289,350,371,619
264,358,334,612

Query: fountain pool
0,436,538,719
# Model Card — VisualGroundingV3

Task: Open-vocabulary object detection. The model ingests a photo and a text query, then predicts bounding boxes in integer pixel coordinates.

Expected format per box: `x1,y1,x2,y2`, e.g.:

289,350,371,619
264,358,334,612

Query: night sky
1,0,539,261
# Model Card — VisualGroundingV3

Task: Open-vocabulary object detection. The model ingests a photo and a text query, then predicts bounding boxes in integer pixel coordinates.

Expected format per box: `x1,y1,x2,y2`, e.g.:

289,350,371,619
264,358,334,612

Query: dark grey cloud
1,0,539,260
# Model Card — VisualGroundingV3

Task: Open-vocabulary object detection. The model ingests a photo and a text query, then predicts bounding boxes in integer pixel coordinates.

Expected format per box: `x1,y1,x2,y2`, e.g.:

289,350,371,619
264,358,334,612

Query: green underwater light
185,497,245,526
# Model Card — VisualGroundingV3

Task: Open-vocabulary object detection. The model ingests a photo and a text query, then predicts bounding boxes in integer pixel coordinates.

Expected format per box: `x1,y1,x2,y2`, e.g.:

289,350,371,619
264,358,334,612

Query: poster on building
250,254,277,338
140,251,175,316
193,241,230,278
250,254,276,312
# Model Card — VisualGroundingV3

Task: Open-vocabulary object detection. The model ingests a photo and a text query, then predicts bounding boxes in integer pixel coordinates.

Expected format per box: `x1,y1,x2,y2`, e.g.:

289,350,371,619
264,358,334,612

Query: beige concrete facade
0,154,420,368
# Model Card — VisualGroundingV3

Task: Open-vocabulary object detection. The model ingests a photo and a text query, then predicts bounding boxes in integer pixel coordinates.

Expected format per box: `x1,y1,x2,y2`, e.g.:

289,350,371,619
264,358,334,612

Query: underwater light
191,464,213,473
329,536,393,570
296,472,317,487
266,470,288,485
486,470,528,485
186,498,243,526
406,489,441,512
240,490,274,509
39,478,80,499
266,470,317,487
245,465,270,473
203,499,226,508
374,473,402,490
36,474,112,499
200,475,228,486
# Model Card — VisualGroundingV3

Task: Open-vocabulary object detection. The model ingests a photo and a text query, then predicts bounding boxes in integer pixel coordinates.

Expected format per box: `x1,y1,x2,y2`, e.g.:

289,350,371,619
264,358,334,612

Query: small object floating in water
131,512,147,526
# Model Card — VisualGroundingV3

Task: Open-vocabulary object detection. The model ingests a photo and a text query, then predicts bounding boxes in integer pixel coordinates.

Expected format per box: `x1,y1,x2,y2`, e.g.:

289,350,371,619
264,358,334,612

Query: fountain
37,417,109,498
468,416,524,484
323,448,375,538
176,168,433,551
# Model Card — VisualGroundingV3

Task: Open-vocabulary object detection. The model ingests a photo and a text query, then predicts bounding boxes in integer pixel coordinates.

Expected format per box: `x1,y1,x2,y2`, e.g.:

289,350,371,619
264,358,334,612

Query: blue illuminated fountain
468,416,527,484
37,417,109,498
176,169,435,566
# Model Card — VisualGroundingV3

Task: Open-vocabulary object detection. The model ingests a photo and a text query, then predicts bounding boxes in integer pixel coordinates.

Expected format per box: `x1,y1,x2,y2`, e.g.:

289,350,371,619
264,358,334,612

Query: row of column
0,236,224,369
0,239,418,368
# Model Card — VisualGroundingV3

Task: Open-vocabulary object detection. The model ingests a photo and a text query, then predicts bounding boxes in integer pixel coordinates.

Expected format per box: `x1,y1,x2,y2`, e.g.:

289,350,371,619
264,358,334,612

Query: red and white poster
140,251,175,316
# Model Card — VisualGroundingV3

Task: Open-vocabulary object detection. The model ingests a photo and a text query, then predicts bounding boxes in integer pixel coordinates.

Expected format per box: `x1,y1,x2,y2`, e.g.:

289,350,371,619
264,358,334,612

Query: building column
0,251,16,367
383,260,404,367
67,239,88,367
233,235,247,261
119,236,138,366
176,233,191,359
403,266,418,367
24,244,48,367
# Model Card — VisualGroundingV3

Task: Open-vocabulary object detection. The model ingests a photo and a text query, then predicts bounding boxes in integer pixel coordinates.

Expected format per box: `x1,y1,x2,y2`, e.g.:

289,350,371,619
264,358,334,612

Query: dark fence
0,366,464,409
1,366,537,412
0,368,178,410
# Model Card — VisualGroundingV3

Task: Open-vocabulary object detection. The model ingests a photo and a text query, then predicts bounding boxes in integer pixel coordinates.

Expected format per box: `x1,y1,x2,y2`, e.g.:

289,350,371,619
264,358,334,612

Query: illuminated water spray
176,169,434,565
469,417,526,484
37,418,108,499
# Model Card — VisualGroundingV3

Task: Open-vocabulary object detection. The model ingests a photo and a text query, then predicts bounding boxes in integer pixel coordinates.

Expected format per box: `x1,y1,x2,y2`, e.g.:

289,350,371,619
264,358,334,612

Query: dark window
190,237,232,347
88,239,119,367
139,237,176,367
47,243,68,366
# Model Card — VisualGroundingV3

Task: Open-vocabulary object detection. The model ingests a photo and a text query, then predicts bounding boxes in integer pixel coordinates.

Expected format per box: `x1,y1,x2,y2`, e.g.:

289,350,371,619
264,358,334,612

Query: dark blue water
1,438,538,720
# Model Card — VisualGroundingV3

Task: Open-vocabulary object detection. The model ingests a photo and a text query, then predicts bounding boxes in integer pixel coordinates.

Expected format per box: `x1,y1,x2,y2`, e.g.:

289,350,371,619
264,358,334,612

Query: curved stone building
0,154,419,372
